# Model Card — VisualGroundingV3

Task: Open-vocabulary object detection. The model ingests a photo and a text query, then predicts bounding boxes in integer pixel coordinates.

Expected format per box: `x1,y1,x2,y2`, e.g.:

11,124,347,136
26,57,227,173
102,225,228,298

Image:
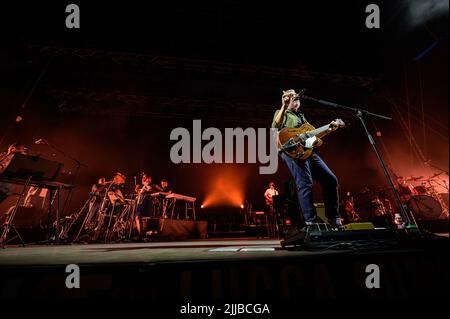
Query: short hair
161,179,168,183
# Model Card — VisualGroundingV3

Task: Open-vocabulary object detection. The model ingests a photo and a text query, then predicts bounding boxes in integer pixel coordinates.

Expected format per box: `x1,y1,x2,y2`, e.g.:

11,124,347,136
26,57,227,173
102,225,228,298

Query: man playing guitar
264,182,279,214
272,89,343,229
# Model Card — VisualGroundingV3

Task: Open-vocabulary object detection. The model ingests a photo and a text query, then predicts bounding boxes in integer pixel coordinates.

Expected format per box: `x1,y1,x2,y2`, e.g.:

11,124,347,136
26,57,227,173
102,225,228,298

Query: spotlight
200,205,205,209
240,204,244,209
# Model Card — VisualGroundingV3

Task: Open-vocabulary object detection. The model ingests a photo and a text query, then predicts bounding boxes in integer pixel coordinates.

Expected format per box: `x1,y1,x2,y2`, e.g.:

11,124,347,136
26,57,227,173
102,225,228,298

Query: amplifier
343,222,375,230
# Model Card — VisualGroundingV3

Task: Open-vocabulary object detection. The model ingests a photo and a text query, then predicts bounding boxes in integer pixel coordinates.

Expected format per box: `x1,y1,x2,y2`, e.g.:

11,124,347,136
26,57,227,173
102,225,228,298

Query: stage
0,235,448,301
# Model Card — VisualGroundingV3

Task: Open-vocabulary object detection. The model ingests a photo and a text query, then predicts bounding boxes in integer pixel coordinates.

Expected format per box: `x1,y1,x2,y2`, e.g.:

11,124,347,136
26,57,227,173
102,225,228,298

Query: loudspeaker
159,219,208,240
313,202,326,222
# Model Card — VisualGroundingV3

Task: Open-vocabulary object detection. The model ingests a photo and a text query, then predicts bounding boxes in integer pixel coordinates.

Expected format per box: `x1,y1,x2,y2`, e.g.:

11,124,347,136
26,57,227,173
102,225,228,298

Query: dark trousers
280,152,339,223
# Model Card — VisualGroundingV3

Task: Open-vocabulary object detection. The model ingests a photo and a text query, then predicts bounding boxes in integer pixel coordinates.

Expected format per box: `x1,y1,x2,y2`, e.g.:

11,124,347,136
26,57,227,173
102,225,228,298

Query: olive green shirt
271,109,309,130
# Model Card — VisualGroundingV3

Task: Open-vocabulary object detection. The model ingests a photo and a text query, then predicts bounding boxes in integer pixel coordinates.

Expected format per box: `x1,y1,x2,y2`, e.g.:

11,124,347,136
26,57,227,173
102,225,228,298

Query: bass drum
407,195,442,221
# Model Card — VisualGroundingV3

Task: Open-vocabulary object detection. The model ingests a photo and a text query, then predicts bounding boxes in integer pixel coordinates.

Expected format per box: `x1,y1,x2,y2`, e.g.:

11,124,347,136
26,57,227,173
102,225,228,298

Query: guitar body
277,118,345,160
278,124,323,160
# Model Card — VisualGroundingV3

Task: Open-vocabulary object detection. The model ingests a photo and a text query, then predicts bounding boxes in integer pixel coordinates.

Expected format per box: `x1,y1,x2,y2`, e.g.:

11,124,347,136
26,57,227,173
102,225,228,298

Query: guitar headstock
331,118,345,128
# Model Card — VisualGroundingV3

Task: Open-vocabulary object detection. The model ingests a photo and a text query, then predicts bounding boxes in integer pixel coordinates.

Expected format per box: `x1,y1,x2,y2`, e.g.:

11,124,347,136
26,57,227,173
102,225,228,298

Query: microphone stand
301,94,417,230
39,139,88,241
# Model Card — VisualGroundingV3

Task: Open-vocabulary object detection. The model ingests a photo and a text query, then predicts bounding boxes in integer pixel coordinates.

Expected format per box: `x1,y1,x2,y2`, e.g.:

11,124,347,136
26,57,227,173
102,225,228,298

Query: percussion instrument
406,195,442,221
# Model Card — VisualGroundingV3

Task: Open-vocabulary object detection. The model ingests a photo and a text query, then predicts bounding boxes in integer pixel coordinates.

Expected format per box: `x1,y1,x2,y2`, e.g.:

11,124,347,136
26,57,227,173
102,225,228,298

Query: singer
272,89,342,229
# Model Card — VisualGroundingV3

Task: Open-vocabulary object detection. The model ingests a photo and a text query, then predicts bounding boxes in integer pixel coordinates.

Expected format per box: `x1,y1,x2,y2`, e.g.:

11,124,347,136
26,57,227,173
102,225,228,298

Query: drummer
396,177,418,202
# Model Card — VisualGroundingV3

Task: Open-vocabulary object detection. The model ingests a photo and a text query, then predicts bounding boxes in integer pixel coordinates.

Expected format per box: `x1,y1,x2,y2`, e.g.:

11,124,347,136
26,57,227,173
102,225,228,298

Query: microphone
294,88,306,100
298,88,306,97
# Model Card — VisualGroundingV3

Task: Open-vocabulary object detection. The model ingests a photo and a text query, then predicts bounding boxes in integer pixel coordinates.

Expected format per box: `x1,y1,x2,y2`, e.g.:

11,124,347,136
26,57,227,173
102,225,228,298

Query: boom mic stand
301,92,417,230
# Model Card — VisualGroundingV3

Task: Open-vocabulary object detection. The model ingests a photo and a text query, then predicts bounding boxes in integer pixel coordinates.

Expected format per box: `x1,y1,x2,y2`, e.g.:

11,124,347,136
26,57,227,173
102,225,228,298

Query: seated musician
134,172,153,237
107,172,126,206
0,143,27,203
264,182,278,214
92,177,107,196
87,177,108,221
396,177,418,202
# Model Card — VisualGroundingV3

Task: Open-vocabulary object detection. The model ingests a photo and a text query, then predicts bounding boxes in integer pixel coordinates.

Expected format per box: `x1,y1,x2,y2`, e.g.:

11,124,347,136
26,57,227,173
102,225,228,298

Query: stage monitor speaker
159,219,208,240
344,222,375,230
313,202,326,222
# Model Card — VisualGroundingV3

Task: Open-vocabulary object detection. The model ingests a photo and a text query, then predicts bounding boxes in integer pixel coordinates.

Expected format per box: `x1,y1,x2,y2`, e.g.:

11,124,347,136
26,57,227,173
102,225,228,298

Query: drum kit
349,172,449,227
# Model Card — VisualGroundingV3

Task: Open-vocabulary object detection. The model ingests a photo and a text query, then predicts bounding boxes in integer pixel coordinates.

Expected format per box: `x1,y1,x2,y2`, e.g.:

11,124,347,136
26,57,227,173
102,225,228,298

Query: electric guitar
277,119,345,160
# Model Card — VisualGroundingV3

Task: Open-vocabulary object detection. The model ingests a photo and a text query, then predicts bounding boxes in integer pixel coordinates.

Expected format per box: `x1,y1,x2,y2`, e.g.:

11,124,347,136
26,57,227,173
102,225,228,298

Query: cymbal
419,172,444,181
430,172,444,179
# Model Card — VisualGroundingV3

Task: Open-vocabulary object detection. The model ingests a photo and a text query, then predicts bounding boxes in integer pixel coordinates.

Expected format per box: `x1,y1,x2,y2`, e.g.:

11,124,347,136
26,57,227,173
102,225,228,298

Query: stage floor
1,235,448,300
0,238,340,266
0,233,448,266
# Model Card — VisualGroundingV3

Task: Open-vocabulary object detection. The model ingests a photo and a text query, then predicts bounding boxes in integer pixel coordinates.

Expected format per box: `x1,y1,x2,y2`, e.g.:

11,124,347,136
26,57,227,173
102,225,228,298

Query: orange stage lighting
202,166,247,208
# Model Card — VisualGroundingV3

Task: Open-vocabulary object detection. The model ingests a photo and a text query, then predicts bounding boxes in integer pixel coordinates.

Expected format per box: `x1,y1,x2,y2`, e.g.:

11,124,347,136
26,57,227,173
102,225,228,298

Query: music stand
0,154,62,247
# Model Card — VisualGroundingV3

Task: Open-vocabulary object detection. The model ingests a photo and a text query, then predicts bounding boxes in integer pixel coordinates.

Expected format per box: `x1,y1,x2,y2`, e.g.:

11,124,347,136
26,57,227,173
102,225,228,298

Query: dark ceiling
1,1,448,71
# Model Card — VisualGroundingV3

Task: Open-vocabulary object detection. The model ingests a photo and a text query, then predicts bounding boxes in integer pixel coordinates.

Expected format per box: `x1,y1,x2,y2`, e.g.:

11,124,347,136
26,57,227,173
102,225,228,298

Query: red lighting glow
201,166,247,208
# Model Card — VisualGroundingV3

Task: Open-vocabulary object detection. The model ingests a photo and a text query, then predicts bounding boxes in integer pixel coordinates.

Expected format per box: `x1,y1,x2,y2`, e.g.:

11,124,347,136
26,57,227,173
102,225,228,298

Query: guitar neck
308,124,331,138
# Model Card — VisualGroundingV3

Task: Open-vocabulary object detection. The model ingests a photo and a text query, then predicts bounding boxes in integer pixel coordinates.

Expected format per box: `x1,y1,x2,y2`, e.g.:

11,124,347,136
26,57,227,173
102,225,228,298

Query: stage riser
0,250,447,300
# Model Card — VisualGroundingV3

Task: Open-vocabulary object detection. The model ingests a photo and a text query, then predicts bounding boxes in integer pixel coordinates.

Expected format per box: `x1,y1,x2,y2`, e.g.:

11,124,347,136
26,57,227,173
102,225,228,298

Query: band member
134,173,153,236
0,143,27,173
396,177,418,202
272,89,342,229
0,143,27,203
86,177,108,222
108,172,126,205
342,191,360,222
92,177,107,195
159,179,172,195
264,182,278,213
134,172,153,194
